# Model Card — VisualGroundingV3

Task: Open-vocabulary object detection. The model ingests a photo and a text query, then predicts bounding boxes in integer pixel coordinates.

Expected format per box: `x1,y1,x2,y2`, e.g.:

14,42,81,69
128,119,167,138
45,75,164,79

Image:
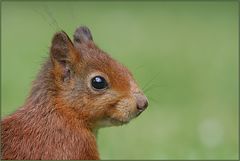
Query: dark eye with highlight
91,76,108,90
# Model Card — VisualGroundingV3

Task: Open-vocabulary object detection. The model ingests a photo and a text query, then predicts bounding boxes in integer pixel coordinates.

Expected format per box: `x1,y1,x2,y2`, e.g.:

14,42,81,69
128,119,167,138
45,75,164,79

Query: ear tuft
73,26,93,44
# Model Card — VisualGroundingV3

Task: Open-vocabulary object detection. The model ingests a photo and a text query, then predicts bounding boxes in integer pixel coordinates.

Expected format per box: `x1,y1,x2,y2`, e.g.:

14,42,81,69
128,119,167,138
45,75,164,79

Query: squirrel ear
51,31,79,65
73,26,93,44
50,31,80,81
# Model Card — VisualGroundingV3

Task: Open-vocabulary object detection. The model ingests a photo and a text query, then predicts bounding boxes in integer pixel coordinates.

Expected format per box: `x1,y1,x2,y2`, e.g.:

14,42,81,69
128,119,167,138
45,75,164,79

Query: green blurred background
1,1,239,160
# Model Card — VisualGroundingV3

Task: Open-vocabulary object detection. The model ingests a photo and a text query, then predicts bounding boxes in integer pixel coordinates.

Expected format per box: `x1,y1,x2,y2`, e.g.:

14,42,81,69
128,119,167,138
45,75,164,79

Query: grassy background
1,1,239,160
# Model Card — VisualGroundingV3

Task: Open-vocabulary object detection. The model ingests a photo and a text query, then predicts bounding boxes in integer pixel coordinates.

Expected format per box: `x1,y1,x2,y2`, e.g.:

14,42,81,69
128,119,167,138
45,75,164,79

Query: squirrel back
1,26,148,160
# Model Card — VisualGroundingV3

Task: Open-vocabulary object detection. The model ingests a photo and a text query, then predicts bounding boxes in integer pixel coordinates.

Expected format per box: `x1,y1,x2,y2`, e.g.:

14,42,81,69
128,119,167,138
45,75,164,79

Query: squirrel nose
136,94,148,111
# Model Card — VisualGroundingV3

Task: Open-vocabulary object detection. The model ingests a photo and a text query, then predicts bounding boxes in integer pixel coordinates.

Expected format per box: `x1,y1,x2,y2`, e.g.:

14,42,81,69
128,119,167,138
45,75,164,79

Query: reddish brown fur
1,27,148,160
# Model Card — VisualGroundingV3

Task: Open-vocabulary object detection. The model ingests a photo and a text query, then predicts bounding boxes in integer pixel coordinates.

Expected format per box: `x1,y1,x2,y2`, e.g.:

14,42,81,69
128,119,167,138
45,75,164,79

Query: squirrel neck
4,59,100,159
24,59,95,129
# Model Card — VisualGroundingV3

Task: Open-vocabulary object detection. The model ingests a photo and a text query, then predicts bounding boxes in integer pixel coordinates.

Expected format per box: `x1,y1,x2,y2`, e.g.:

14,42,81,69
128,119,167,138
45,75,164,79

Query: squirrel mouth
136,110,144,117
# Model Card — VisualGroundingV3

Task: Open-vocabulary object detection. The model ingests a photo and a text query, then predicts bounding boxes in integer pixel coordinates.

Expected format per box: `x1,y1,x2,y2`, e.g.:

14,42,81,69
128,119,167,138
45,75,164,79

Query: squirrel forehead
77,46,133,91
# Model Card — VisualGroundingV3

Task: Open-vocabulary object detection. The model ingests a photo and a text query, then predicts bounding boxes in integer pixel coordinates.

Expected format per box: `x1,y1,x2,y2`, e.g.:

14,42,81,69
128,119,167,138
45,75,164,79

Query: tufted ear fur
50,31,80,81
73,26,93,44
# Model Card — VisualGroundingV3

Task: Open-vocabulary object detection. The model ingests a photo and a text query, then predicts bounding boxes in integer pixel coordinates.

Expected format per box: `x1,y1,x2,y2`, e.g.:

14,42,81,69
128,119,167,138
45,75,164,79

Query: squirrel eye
91,76,108,90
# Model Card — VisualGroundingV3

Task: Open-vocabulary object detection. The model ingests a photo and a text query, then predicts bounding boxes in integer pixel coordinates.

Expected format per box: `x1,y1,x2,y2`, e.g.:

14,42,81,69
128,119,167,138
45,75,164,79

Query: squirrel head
50,26,148,128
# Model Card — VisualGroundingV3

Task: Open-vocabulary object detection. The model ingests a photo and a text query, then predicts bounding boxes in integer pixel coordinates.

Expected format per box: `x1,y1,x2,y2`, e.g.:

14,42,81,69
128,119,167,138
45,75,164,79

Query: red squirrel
1,26,148,160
